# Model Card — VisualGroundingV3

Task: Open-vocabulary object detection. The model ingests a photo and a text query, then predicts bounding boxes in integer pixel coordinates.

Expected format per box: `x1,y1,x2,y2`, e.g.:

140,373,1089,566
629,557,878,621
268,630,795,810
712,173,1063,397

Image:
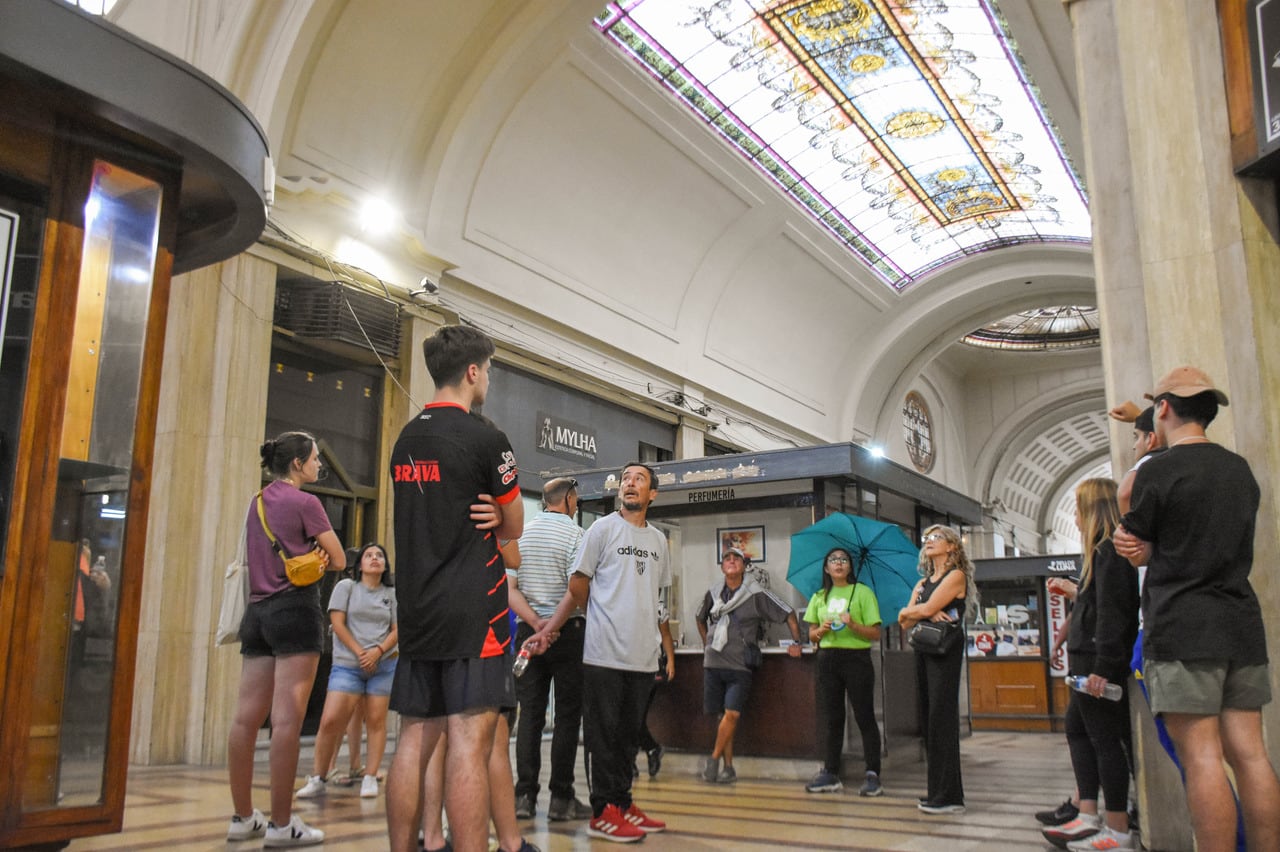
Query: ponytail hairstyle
1074,478,1121,591
259,431,317,478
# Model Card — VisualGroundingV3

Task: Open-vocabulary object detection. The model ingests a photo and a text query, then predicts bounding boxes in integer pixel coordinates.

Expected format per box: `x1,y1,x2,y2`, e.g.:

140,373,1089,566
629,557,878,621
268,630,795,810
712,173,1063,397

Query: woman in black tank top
898,525,976,814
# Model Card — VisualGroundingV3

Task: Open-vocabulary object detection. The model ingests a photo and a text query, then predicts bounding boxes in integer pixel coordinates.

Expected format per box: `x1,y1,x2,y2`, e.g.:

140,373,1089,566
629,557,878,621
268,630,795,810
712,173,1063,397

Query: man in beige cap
1114,366,1280,852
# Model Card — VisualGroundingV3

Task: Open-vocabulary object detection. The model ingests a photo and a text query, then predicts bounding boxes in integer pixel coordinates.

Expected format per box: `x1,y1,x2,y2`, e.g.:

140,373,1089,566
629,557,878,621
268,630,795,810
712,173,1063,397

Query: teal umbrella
787,513,921,623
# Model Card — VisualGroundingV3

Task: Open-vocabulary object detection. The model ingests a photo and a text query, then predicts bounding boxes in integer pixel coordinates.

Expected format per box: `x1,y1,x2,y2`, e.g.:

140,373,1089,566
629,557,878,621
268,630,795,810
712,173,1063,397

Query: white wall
665,506,815,650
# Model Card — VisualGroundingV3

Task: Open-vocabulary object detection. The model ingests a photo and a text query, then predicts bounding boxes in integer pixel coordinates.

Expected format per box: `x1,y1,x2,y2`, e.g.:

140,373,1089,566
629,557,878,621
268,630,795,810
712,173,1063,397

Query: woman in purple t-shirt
226,431,345,847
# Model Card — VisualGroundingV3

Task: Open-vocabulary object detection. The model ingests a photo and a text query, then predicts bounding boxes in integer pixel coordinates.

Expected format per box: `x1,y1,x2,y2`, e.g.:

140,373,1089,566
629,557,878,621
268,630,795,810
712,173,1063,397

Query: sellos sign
534,410,597,463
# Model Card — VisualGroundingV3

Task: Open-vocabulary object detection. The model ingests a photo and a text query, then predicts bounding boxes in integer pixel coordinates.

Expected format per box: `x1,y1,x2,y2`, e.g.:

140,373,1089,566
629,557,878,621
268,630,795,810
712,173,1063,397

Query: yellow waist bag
256,492,326,587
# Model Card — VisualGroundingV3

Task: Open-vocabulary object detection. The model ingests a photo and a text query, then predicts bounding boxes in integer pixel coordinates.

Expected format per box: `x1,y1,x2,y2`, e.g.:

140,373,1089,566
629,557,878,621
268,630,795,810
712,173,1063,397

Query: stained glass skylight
596,0,1091,290
963,305,1099,350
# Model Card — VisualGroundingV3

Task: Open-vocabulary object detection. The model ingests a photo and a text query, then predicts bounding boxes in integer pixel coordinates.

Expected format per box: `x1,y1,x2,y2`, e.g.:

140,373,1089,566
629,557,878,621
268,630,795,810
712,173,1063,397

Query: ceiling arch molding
970,378,1106,499
986,405,1111,531
860,301,1100,447
846,246,1096,439
1040,447,1113,539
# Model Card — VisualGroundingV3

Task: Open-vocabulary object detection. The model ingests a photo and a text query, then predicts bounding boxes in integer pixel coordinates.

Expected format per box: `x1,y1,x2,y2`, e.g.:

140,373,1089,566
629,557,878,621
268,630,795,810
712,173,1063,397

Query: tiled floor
73,731,1075,850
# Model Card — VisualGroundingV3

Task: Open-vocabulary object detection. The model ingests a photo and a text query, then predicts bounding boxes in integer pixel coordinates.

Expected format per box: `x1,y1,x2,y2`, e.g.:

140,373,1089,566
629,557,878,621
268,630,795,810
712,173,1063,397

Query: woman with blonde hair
899,525,977,814
1043,478,1139,851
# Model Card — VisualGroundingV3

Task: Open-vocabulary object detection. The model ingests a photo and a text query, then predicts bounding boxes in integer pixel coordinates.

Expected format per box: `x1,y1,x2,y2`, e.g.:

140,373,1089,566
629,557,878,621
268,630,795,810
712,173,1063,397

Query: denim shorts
328,655,397,697
704,666,754,715
1145,658,1273,715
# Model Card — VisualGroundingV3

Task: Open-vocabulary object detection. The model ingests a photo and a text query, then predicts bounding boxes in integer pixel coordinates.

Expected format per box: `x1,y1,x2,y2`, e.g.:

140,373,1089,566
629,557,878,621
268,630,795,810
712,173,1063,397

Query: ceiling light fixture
359,197,398,234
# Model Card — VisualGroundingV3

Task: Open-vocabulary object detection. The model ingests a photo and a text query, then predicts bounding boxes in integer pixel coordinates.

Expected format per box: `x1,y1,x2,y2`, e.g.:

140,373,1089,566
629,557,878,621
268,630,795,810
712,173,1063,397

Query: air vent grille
274,280,401,358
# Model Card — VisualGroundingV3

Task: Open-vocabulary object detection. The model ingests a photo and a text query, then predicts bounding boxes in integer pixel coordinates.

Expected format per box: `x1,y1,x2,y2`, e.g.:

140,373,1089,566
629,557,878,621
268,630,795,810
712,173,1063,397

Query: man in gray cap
1115,366,1280,852
695,545,801,784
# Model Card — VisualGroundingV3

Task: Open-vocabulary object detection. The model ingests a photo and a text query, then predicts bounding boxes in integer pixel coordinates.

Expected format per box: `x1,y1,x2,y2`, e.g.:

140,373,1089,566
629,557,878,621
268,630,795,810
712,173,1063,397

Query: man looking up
1114,366,1280,852
510,476,591,823
695,545,801,784
385,325,524,852
534,463,675,844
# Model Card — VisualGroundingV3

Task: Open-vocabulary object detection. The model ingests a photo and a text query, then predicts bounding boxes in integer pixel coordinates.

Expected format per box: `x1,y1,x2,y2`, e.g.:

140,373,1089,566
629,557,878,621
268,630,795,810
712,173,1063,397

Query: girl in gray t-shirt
296,544,399,800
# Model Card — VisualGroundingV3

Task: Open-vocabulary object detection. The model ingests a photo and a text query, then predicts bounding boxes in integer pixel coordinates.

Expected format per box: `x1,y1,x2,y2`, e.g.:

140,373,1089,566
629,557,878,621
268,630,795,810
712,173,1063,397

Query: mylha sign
535,411,598,462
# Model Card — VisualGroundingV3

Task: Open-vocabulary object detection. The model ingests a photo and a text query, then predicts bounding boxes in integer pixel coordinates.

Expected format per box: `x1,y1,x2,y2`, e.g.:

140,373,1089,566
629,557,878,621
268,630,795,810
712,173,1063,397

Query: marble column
1067,0,1280,847
1065,0,1152,476
130,253,277,765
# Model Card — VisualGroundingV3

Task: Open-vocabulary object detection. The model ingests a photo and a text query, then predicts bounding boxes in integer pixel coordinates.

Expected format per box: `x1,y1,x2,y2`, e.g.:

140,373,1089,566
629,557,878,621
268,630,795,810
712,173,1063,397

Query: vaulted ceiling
108,0,1112,547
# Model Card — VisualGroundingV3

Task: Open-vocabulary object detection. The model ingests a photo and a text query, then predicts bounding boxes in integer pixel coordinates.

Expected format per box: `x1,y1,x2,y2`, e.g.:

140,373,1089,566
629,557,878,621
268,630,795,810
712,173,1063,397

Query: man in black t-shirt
384,325,524,852
1115,365,1280,852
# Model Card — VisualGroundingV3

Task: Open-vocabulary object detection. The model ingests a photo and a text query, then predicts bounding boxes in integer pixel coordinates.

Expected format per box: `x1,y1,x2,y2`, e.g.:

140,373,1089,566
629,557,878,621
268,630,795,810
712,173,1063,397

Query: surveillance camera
417,276,439,295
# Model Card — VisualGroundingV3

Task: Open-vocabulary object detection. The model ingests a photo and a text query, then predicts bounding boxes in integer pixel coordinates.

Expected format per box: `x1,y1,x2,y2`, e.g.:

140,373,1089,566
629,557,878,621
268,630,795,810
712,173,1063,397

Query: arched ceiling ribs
1038,447,1112,538
971,380,1105,498
988,407,1111,530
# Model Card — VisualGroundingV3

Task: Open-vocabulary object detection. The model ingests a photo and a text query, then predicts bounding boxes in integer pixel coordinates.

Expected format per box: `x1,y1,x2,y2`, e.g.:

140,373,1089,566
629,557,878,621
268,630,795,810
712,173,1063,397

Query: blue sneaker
805,769,842,793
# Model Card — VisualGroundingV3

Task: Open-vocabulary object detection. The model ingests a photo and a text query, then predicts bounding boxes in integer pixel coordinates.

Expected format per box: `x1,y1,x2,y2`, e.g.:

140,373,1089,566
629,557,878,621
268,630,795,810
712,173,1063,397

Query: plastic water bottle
512,646,531,677
1065,675,1122,701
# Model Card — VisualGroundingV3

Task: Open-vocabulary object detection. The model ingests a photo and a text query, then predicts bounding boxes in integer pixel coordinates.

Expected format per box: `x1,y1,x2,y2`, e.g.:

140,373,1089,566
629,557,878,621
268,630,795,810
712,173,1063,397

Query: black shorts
240,585,324,657
390,656,515,719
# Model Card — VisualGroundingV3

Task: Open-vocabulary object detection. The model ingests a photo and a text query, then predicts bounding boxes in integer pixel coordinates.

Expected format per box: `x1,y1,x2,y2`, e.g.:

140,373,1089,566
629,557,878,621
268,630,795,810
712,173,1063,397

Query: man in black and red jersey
385,325,524,852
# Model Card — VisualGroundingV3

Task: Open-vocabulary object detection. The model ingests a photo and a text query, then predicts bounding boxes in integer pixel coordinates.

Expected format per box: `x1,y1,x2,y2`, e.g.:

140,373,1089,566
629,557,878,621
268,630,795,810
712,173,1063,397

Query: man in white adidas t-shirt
534,462,675,843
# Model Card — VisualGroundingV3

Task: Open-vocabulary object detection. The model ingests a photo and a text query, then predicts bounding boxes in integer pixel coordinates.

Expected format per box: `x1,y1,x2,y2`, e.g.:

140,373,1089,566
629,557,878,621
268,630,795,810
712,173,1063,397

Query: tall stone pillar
131,252,277,764
1065,0,1153,474
1067,0,1280,847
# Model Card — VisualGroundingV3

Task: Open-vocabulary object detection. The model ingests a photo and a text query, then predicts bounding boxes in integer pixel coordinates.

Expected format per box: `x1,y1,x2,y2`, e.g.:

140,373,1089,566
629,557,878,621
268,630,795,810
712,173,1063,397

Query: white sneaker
1066,826,1135,851
360,774,378,798
295,775,326,799
264,815,324,848
227,808,267,841
1044,813,1101,847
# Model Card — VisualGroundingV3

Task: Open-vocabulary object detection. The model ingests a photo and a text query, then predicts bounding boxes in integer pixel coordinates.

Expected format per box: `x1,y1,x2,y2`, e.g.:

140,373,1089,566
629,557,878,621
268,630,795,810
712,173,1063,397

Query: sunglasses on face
923,532,947,543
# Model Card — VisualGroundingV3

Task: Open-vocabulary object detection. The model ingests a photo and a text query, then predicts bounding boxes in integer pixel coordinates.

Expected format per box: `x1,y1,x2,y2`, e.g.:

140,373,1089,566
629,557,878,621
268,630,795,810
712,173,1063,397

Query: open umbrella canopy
787,513,922,624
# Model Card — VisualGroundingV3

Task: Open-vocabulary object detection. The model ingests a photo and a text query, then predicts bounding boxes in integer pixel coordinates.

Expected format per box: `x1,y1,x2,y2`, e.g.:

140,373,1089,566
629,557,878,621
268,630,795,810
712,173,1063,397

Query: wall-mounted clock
902,391,935,473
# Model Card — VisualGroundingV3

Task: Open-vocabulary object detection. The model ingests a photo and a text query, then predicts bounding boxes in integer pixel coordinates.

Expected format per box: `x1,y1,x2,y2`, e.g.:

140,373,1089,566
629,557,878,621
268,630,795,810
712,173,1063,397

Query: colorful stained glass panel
597,0,1090,289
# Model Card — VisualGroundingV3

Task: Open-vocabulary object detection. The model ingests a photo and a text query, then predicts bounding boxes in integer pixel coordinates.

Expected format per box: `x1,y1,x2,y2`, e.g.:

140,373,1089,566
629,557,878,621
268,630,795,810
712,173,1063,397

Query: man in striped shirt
510,477,591,823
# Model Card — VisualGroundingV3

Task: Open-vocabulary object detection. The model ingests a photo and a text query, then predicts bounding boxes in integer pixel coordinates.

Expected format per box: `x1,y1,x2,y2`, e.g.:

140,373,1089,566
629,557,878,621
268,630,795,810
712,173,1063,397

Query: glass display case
967,579,1043,659
968,556,1081,732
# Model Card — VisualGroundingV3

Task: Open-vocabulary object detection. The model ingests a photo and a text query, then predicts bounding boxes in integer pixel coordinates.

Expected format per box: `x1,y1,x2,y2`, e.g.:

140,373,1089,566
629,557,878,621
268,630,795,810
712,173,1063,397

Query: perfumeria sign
535,411,598,463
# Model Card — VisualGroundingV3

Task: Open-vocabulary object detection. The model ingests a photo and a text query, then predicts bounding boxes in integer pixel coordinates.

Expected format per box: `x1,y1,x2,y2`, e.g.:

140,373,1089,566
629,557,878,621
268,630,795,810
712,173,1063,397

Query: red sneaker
623,803,666,833
586,804,645,843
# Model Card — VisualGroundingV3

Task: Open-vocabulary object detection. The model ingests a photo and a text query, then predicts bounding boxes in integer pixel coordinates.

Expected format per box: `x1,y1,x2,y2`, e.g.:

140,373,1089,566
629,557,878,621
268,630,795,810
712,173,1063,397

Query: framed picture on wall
717,525,765,563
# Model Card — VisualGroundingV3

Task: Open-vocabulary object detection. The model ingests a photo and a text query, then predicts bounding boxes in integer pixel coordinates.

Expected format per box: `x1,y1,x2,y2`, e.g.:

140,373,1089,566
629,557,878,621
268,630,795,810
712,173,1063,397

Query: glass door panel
25,161,161,810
